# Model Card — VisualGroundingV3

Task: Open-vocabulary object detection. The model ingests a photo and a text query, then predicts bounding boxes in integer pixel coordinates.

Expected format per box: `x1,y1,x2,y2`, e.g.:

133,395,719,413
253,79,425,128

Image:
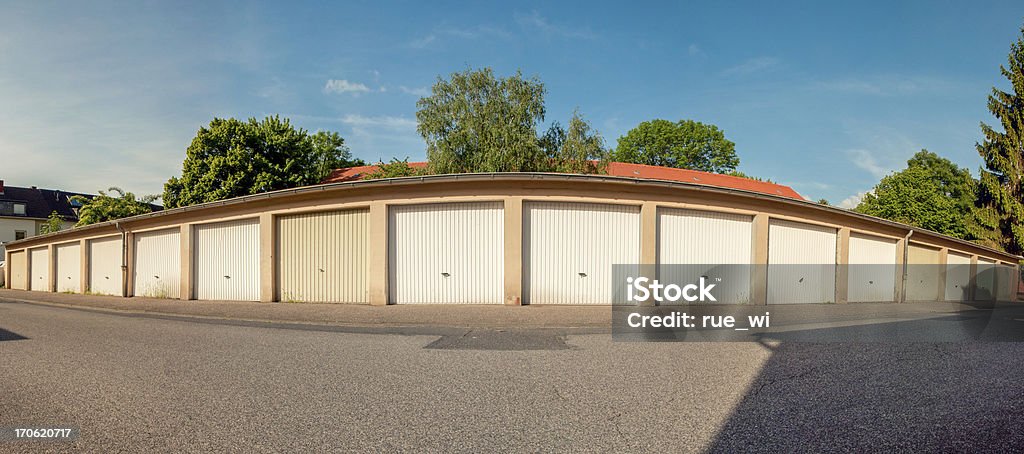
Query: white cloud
722,57,780,76
399,85,430,97
813,75,961,96
323,79,370,95
513,11,595,39
340,114,417,130
409,25,511,49
409,34,437,48
839,190,871,209
846,149,890,179
688,43,702,57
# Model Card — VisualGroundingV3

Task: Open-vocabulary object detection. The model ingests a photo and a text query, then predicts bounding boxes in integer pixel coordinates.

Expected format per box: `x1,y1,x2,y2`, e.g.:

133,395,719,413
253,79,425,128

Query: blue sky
1,1,1022,206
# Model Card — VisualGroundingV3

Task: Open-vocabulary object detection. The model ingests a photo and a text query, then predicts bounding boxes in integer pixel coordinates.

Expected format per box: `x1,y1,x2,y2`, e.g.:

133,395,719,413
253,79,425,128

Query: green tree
855,150,998,244
977,24,1024,254
544,110,608,174
39,211,64,234
311,130,365,182
611,119,739,173
363,158,430,179
70,188,156,227
725,170,774,183
416,68,548,173
163,116,360,208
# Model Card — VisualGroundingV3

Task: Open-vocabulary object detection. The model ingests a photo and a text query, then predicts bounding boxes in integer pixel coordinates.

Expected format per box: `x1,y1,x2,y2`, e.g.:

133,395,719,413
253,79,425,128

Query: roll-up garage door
194,219,260,301
56,242,81,293
525,202,640,305
134,228,181,299
89,236,123,296
389,202,503,304
944,253,971,301
768,220,837,304
279,209,368,303
29,247,49,291
906,245,941,301
658,208,752,304
996,263,1014,301
9,250,27,290
847,233,897,302
976,258,996,301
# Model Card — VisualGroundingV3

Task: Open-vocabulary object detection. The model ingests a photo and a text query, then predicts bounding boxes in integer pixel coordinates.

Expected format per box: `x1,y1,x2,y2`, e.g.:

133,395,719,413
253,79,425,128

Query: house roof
322,161,805,200
0,184,96,220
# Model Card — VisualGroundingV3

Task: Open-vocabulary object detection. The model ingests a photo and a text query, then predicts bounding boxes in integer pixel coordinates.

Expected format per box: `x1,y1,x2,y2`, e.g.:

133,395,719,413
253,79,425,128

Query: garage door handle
578,272,587,277
224,275,231,279
154,275,160,279
441,272,450,277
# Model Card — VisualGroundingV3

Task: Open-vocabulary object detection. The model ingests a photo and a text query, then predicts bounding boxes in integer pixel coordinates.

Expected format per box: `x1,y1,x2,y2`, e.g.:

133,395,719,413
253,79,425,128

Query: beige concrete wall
503,197,523,305
3,176,1020,304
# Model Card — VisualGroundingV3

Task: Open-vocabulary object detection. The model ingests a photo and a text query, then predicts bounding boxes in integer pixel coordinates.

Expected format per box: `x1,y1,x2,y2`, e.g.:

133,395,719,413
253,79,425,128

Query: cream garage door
996,263,1015,301
56,242,81,293
906,245,941,301
944,253,971,301
278,209,368,303
657,208,753,304
847,233,897,302
768,220,837,304
29,247,49,291
194,219,260,301
526,202,640,305
9,250,27,290
389,202,503,304
976,258,996,301
134,228,181,299
89,236,123,296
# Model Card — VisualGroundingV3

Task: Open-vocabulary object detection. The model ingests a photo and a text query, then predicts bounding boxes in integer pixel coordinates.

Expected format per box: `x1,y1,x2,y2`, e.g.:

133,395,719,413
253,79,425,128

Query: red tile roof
322,161,805,200
324,162,429,183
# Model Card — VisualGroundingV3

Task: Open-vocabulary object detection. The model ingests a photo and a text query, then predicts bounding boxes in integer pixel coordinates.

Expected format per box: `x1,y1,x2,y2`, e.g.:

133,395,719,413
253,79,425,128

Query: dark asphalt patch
425,329,575,350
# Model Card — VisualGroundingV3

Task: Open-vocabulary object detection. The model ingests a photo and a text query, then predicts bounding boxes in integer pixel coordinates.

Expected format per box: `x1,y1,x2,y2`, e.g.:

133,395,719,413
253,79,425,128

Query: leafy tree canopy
540,110,608,174
855,150,999,245
363,158,430,179
71,188,157,227
163,116,363,208
977,24,1024,254
611,119,740,173
40,211,65,234
416,67,548,173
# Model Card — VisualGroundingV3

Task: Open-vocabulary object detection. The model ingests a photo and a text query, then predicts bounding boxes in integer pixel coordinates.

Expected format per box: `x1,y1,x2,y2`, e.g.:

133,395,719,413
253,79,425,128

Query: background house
0,180,93,257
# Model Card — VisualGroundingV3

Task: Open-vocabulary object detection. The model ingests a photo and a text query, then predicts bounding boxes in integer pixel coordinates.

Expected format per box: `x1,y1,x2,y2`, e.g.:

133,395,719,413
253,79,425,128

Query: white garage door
89,236,123,296
906,245,941,301
996,263,1015,301
134,228,181,299
768,220,837,304
944,253,971,301
194,219,260,301
9,250,27,290
658,208,752,304
279,209,368,303
976,258,996,301
847,233,897,302
389,202,503,304
56,242,81,293
30,247,49,291
526,202,640,305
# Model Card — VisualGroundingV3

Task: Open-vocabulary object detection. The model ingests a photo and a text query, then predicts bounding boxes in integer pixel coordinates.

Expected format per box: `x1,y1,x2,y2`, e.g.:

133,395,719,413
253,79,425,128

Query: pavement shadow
0,327,28,342
705,311,1024,452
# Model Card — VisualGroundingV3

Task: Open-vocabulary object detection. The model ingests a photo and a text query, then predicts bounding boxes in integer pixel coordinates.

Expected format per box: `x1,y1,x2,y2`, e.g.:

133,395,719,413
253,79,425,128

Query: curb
0,297,612,335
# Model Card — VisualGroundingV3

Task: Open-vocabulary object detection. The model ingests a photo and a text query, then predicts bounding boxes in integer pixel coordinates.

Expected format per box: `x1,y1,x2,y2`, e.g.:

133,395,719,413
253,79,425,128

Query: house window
13,203,26,215
15,230,26,240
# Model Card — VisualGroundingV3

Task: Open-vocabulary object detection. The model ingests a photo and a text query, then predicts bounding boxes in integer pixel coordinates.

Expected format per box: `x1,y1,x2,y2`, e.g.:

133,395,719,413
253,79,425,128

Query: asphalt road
2,300,1024,452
